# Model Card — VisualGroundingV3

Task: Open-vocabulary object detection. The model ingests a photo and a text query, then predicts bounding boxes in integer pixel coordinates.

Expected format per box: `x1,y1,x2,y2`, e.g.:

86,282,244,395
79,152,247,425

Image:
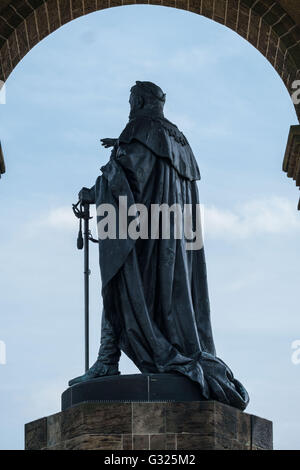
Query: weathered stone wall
25,401,273,450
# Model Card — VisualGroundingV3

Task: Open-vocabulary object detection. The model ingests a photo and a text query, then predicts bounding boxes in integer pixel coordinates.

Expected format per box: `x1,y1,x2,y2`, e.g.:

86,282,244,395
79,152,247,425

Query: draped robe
92,115,249,410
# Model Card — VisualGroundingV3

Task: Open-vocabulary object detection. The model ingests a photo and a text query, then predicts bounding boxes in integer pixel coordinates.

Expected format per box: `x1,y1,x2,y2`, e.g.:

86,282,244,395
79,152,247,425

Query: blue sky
0,5,300,450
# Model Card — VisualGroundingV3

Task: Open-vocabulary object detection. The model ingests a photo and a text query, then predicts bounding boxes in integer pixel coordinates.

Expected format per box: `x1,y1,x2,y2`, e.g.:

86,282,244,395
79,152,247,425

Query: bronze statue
69,81,249,410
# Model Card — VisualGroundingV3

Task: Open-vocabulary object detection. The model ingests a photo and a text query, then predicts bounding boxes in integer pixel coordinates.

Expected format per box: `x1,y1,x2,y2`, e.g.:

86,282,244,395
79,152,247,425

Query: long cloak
93,116,249,410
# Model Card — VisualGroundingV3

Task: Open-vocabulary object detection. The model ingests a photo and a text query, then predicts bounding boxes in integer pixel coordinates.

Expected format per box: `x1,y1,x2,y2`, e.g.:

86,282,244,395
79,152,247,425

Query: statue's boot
68,359,120,386
69,310,121,387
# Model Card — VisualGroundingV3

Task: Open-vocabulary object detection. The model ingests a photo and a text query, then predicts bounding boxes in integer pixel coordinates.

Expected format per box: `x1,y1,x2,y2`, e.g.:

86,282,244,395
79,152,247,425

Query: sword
72,199,98,373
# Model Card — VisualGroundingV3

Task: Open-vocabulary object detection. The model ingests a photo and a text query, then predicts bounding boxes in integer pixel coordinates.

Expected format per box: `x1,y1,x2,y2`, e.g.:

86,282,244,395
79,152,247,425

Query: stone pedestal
61,373,205,410
25,400,273,450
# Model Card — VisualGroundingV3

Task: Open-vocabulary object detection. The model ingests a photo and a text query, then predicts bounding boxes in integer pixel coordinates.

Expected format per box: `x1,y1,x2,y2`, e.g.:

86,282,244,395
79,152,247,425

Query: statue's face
129,87,142,114
129,90,135,110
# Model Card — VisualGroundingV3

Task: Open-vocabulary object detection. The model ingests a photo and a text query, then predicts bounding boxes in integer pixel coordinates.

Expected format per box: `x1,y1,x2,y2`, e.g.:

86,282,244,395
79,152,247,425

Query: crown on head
135,81,166,103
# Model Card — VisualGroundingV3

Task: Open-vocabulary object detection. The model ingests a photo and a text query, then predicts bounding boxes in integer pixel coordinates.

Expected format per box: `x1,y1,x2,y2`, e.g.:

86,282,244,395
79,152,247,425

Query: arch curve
0,1,300,206
0,1,299,118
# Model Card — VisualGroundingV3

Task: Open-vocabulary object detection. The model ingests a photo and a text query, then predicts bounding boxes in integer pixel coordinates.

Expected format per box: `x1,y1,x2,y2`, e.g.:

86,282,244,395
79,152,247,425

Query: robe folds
93,115,249,410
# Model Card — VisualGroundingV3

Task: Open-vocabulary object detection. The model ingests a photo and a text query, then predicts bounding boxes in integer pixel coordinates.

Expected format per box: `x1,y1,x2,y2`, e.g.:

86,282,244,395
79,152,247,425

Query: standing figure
69,81,249,411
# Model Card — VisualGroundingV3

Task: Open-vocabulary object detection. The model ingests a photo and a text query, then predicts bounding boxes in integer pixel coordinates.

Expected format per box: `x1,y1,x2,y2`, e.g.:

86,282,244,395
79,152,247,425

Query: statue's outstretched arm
100,138,118,148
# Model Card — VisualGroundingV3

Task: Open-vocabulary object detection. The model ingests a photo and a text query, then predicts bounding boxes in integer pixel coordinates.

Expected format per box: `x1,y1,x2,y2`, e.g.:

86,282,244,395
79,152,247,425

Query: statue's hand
78,187,94,204
101,138,118,148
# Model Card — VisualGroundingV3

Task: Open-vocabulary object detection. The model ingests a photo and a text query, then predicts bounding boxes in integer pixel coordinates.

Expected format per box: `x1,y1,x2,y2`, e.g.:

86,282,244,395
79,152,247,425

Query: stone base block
25,401,273,450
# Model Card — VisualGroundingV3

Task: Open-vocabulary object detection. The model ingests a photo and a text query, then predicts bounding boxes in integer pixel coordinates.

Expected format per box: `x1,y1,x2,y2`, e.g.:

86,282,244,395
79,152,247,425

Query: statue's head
129,81,166,118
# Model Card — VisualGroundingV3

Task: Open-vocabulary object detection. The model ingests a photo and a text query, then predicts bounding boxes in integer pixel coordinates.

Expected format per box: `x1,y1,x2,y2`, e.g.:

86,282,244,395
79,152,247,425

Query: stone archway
0,0,299,205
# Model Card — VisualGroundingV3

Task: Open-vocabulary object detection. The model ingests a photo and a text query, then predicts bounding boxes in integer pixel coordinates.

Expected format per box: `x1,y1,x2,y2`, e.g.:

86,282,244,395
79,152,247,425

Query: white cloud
29,205,98,233
41,206,76,230
32,197,300,240
24,207,78,235
204,197,300,239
